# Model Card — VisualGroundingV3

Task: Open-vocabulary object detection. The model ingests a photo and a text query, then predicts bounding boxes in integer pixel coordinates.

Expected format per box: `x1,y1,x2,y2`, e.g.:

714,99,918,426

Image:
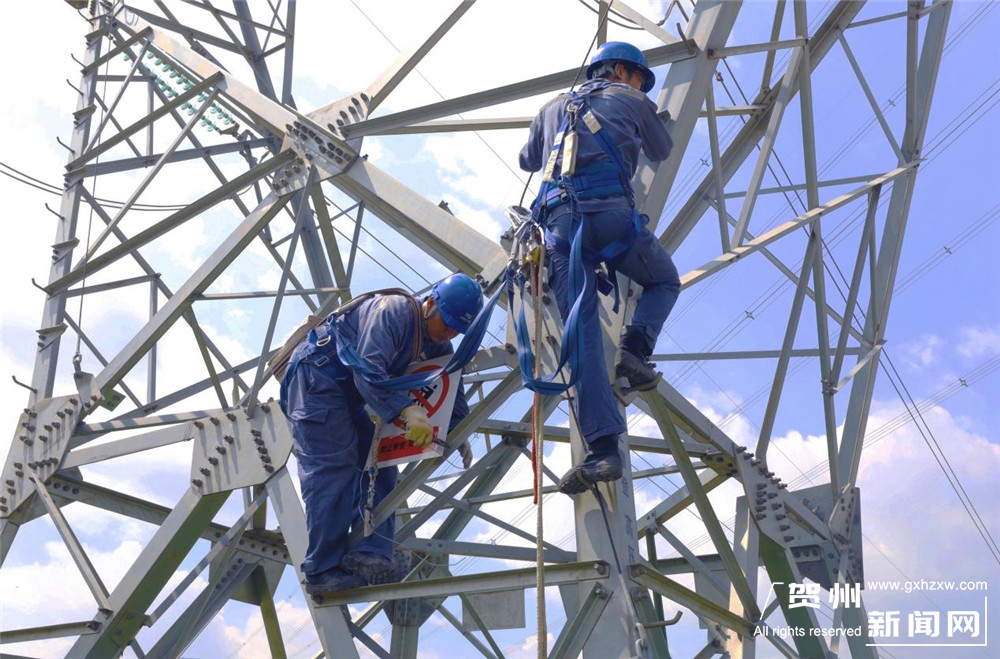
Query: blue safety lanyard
512,87,641,395
506,218,590,395
333,286,502,392
538,88,645,304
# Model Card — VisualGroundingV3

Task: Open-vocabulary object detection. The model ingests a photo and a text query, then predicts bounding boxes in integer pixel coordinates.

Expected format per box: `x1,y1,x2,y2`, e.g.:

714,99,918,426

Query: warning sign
376,356,458,467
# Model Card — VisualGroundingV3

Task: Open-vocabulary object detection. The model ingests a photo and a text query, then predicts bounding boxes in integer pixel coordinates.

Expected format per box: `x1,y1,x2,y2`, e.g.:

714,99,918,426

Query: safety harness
508,84,643,396
534,85,644,274
278,286,502,398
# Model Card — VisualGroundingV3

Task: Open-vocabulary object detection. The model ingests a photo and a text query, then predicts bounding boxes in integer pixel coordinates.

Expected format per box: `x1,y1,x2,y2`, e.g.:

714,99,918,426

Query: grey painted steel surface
0,0,953,657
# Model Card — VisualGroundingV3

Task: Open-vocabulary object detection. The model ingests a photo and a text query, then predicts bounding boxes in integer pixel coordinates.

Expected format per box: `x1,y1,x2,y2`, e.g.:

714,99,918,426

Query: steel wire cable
0,161,187,210
781,356,1000,490
665,0,999,334
680,356,999,573
659,69,1000,399
895,201,1000,294
636,0,1000,584
229,2,1000,652
883,352,1000,565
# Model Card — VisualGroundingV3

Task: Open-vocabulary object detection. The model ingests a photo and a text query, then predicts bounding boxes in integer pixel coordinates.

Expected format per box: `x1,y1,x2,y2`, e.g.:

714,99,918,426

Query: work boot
558,435,623,495
304,568,366,595
615,326,661,394
342,550,411,585
614,348,661,392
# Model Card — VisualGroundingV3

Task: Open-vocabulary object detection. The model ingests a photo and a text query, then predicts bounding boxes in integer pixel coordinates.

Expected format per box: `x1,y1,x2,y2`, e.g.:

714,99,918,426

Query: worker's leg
612,224,680,354
614,228,680,389
285,353,363,582
546,234,627,444
549,242,627,494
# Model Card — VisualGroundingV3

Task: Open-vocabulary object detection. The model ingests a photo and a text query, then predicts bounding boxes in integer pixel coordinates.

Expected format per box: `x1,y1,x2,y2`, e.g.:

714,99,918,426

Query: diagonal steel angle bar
27,474,112,610
642,391,760,618
341,42,695,139
85,88,222,260
661,1,868,251
146,489,268,625
83,39,152,155
245,168,319,414
125,5,252,55
362,0,476,113
92,191,292,397
719,207,867,346
838,2,952,487
67,72,224,171
434,603,500,659
754,230,820,461
830,186,881,385
730,45,804,247
65,487,230,657
49,151,295,295
333,157,507,277
680,164,916,291
549,582,612,659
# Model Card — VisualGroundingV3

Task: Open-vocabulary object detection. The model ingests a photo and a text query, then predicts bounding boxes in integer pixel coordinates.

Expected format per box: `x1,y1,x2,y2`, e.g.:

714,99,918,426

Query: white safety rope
531,244,547,659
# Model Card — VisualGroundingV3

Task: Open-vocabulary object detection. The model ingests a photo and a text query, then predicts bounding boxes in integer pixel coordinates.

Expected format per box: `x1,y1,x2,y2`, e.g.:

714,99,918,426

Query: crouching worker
280,274,484,595
518,42,681,495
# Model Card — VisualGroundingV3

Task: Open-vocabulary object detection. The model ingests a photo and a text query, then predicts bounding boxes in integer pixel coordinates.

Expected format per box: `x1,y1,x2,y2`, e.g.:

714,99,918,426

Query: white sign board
376,355,458,468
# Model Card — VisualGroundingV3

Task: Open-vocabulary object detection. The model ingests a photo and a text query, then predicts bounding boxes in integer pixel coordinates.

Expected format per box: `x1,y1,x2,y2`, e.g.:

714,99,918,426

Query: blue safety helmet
586,41,655,93
431,273,484,334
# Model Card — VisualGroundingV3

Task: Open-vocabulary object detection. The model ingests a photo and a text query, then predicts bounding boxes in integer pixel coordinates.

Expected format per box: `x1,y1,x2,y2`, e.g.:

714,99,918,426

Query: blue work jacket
333,294,469,428
518,78,673,210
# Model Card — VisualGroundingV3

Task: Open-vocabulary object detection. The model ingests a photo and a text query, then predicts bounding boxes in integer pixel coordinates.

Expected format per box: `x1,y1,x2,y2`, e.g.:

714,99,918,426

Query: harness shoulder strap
270,288,422,383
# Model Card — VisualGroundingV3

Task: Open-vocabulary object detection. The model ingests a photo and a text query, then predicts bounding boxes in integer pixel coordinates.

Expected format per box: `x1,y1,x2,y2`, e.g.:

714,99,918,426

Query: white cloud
900,333,943,368
2,539,143,624
955,326,1000,359
221,599,317,659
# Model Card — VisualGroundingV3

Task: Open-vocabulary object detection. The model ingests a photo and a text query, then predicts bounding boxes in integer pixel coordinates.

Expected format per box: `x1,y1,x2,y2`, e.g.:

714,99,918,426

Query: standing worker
280,274,484,595
518,42,681,495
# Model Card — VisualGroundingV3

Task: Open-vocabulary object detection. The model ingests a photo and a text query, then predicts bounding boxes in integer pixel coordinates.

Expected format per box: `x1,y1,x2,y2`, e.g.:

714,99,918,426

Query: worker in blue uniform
280,274,484,594
518,42,681,495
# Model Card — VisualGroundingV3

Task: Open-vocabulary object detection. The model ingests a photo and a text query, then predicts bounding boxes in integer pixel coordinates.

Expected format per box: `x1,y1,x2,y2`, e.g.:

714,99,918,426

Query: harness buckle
316,336,331,347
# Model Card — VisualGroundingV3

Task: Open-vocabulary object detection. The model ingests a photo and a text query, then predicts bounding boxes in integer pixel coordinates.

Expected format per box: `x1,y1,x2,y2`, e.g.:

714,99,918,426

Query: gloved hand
399,405,433,448
457,440,473,469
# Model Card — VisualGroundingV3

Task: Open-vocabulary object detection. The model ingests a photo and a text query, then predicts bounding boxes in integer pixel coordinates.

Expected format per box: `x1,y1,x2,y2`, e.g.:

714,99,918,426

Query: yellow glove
400,405,434,448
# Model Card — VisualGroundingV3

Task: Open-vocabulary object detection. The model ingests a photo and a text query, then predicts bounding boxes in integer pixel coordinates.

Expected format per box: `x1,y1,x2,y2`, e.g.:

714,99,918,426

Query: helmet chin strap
422,297,439,322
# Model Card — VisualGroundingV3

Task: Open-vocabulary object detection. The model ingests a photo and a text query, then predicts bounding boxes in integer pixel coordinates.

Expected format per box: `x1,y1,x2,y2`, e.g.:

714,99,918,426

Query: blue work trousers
283,343,396,579
546,204,680,444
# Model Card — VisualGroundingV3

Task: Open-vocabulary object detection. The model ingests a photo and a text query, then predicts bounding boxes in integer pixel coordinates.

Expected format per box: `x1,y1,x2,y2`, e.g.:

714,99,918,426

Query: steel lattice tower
1,1,953,657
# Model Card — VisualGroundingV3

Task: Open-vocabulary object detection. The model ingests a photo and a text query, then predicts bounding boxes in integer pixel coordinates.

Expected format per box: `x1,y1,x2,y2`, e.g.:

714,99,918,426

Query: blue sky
1,1,998,658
